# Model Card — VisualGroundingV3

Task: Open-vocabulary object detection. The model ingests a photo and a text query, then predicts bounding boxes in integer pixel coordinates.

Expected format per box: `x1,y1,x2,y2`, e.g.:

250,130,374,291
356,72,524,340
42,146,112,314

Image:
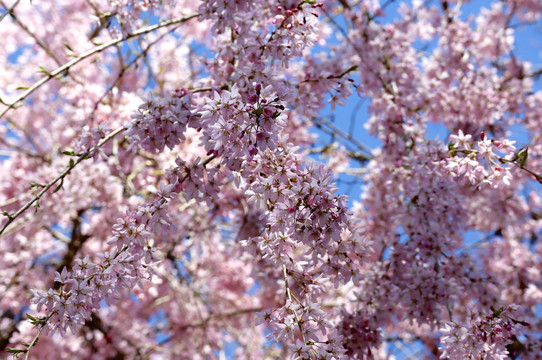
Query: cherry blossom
1,0,541,359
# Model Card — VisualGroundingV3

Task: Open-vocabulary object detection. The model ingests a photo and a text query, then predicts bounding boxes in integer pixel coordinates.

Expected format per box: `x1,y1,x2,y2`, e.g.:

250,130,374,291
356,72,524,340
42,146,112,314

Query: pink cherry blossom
1,0,542,359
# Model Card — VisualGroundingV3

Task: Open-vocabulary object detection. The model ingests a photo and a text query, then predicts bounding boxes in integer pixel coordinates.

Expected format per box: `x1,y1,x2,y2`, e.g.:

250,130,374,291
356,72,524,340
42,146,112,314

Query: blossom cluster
177,84,370,352
260,300,347,360
439,305,528,360
126,88,193,154
337,308,381,359
31,184,176,335
75,123,112,161
446,130,517,188
199,84,287,161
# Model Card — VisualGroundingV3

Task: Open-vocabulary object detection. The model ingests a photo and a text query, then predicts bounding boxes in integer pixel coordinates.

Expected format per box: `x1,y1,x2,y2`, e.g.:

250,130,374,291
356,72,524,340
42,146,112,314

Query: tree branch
0,13,200,121
0,0,19,24
0,126,124,236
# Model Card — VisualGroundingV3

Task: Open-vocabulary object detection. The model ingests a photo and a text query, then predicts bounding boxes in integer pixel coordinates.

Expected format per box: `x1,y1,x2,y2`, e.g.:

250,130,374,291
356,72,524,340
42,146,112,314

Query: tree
0,0,541,358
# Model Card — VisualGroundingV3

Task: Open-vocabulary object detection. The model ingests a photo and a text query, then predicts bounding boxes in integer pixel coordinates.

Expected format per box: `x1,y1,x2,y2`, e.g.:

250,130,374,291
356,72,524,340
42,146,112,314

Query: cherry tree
0,0,541,359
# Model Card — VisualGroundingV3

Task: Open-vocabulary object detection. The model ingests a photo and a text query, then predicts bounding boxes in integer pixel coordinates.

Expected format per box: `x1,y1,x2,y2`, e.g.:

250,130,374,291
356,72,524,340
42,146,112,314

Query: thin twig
0,0,19,24
23,318,48,360
283,264,308,346
313,116,373,156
